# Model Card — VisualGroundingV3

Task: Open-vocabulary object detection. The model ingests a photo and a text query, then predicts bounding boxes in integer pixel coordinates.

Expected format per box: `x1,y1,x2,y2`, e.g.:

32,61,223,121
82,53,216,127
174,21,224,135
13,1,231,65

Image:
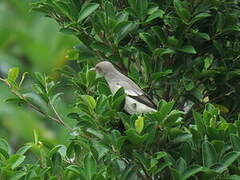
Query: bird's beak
89,67,95,71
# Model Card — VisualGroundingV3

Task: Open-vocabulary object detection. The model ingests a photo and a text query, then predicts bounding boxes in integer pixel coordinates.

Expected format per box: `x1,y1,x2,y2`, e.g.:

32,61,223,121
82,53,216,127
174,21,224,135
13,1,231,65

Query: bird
91,61,157,114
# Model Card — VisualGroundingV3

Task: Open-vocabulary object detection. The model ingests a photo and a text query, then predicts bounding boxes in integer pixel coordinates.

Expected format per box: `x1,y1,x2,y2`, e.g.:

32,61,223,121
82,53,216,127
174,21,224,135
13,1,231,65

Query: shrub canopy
1,0,240,179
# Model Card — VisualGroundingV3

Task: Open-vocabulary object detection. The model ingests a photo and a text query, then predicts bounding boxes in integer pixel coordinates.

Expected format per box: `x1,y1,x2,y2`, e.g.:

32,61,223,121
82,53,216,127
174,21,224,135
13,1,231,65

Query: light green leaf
51,92,64,104
9,172,26,180
7,67,19,83
135,116,144,134
8,154,26,170
80,95,96,111
16,145,32,155
204,57,213,70
33,129,38,144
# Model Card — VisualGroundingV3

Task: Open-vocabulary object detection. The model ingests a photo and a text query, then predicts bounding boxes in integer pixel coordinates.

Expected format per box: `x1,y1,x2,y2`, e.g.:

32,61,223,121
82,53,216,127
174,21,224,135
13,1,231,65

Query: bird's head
92,61,115,76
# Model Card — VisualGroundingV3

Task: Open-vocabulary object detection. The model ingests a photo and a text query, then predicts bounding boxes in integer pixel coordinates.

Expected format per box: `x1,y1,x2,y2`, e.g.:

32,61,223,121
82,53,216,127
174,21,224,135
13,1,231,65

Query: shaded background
0,0,78,150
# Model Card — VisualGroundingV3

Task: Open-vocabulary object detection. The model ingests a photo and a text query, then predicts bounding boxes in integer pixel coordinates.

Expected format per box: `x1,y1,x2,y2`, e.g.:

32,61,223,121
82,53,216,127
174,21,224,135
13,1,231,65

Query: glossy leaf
78,3,99,22
202,141,217,168
135,116,144,134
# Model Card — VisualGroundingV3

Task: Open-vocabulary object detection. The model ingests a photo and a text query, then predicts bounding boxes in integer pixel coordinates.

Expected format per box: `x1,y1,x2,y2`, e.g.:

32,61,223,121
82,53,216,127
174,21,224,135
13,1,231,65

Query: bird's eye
96,66,102,73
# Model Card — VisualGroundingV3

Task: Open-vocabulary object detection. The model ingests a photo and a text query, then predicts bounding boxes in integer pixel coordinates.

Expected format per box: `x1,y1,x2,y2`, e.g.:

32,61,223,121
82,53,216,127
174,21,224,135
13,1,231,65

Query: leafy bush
1,0,240,179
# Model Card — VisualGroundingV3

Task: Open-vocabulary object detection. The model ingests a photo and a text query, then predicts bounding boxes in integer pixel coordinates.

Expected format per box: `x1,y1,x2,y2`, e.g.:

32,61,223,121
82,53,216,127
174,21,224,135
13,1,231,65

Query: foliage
0,0,240,179
0,0,77,146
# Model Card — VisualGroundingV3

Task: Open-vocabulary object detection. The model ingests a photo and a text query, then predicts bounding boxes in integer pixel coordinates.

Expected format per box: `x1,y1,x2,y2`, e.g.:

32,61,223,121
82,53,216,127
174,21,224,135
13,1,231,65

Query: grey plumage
92,61,157,114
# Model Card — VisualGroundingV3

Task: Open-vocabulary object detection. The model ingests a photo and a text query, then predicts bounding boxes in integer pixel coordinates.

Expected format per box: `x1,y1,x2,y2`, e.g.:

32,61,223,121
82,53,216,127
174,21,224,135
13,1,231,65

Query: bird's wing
116,81,157,109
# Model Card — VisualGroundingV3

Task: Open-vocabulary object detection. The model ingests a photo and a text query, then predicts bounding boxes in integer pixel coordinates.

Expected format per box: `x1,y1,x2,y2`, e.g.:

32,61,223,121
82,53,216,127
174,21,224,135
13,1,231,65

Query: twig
49,101,72,130
1,78,72,130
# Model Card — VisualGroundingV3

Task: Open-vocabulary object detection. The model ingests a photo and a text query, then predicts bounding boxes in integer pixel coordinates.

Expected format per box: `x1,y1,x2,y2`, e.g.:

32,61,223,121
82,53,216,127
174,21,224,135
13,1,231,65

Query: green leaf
78,3,99,22
0,138,10,154
48,145,64,159
33,129,38,144
176,157,187,175
80,95,96,111
86,69,96,86
191,13,211,25
7,67,19,83
136,0,148,21
9,172,26,180
135,116,144,134
97,82,112,96
157,100,175,121
91,142,109,160
54,1,73,21
86,128,104,139
230,134,240,151
112,87,125,110
146,9,164,22
0,138,10,159
7,154,26,170
84,154,97,179
184,81,194,91
154,48,175,57
221,151,240,168
59,28,77,35
164,110,184,127
34,72,45,85
51,92,64,104
193,111,205,136
66,165,81,175
139,32,156,50
32,84,44,94
151,69,173,80
191,30,210,40
204,57,213,70
16,145,32,155
182,165,204,180
173,0,191,22
202,141,217,168
90,41,112,54
114,21,137,43
151,26,167,44
19,72,28,88
125,128,149,144
178,45,197,54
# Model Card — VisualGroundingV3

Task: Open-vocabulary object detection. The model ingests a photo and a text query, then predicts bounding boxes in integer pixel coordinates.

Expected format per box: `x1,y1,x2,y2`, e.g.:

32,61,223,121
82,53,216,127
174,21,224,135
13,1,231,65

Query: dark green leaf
182,165,204,180
221,151,240,168
78,3,99,22
84,154,97,179
178,45,197,54
202,141,217,168
114,21,137,43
